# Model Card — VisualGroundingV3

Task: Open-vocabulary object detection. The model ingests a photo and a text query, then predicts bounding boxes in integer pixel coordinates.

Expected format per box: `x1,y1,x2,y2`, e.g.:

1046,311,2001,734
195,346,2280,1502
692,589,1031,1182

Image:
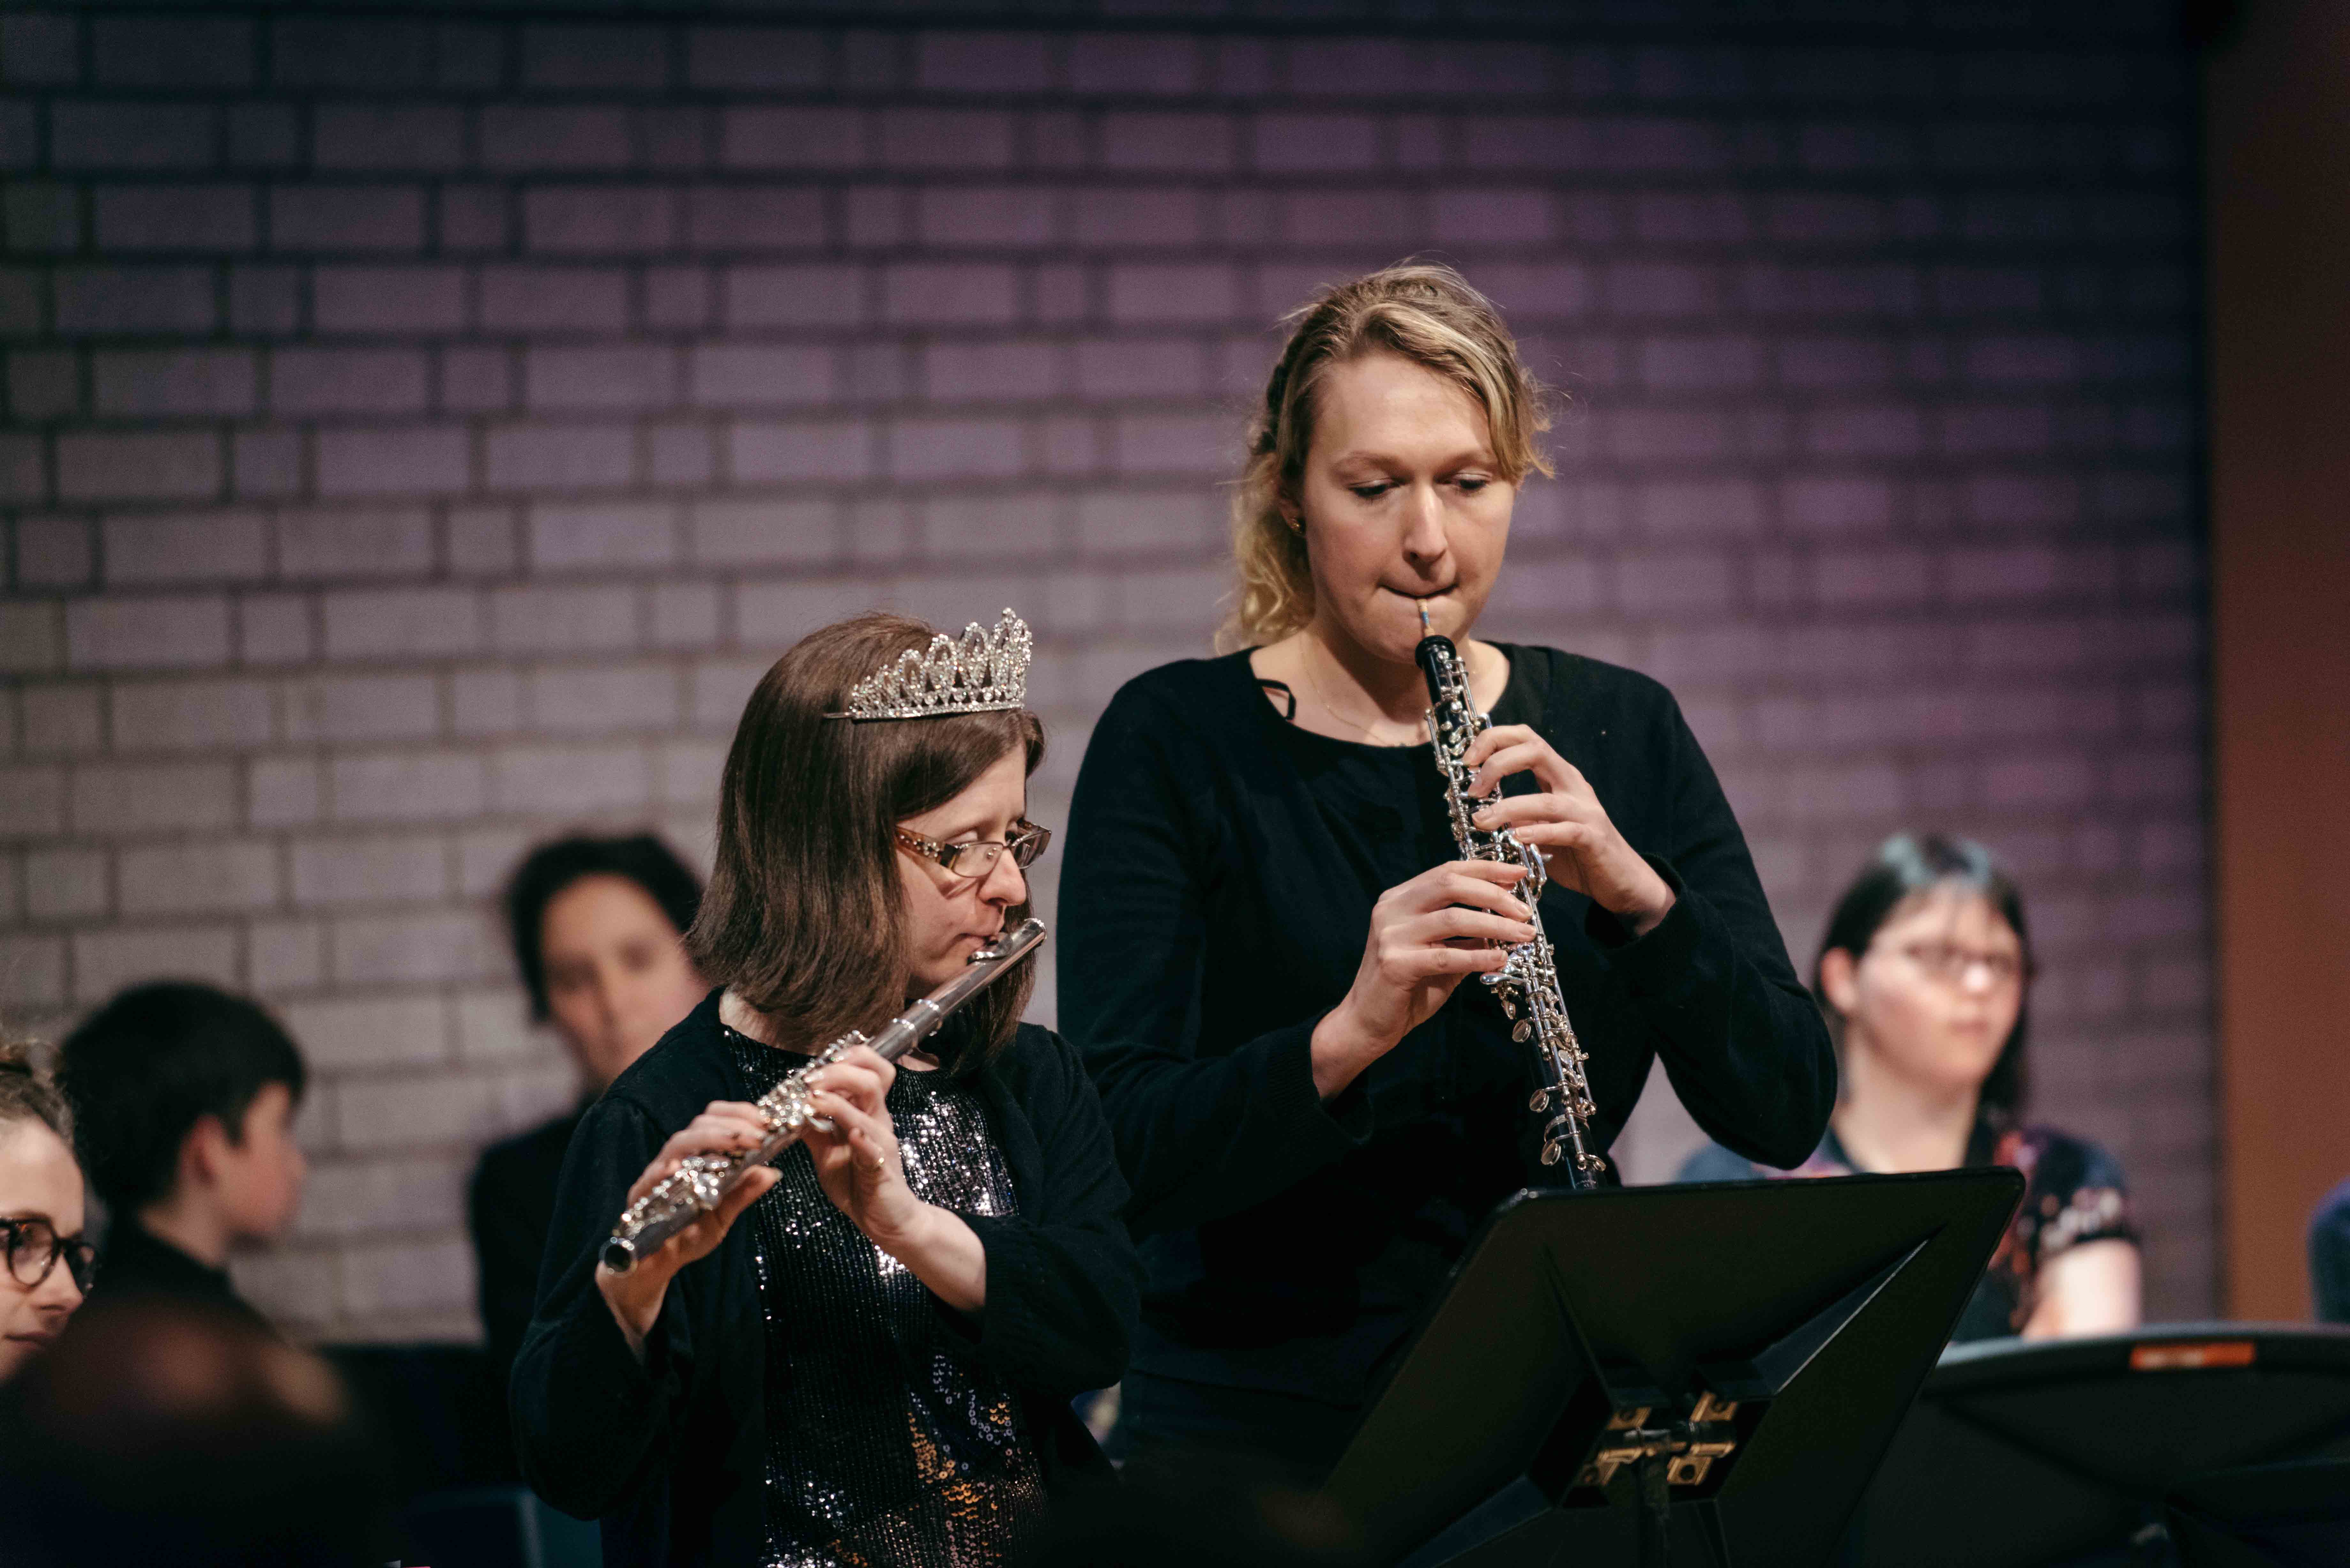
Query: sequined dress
722,1027,1048,1567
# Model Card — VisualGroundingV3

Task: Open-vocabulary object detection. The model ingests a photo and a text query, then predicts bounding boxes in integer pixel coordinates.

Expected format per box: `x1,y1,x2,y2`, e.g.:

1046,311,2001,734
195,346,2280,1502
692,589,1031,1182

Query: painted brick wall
0,4,2208,1339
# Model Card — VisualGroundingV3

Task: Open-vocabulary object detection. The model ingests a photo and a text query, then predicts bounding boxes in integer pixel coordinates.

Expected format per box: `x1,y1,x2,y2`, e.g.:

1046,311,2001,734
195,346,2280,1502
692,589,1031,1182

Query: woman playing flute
514,610,1138,1568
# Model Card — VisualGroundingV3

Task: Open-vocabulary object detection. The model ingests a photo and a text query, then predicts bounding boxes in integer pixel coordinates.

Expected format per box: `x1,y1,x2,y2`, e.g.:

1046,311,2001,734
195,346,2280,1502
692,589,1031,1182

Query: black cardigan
1058,646,1833,1429
510,991,1140,1568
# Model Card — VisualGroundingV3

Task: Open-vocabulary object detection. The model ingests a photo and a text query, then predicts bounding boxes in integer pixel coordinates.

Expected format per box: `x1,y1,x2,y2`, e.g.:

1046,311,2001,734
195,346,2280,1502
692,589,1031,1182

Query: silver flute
1414,610,1605,1188
601,917,1048,1273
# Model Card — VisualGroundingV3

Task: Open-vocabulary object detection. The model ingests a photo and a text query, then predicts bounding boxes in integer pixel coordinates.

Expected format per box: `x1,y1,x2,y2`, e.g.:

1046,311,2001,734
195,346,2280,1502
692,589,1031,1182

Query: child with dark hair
1678,833,2140,1342
55,983,308,1328
472,832,707,1386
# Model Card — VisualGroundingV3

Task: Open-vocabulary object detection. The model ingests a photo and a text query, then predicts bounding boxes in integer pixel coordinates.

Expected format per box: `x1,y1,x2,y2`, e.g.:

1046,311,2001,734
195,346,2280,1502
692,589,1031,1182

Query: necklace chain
1300,639,1430,747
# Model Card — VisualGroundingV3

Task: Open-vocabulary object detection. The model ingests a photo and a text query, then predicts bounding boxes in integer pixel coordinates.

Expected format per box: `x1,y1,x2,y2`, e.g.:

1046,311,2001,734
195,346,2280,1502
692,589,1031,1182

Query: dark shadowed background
0,3,2211,1340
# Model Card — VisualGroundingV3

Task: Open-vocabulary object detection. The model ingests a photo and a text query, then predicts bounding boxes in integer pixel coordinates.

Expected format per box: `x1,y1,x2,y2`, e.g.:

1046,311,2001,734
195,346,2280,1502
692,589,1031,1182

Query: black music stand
2167,1459,2350,1568
1318,1169,2025,1568
1848,1326,2350,1567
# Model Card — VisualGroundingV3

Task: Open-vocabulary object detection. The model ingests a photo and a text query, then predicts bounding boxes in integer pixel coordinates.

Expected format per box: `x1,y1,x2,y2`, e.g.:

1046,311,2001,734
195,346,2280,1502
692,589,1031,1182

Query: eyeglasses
0,1217,95,1293
1892,941,2026,988
894,819,1050,879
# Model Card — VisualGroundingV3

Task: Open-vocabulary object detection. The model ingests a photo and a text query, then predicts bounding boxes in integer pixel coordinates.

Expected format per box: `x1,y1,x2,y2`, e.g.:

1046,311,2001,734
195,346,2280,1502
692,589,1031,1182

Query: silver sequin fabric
722,1028,1048,1568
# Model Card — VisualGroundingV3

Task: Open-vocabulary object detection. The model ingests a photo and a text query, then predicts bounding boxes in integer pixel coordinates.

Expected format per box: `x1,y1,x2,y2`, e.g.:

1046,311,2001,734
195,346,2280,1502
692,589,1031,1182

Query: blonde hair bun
0,1026,71,1143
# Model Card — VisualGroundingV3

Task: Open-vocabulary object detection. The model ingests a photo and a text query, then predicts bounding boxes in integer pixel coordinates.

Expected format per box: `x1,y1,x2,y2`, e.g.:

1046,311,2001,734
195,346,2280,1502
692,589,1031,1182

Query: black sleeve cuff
1270,1016,1375,1145
514,1273,683,1516
554,1278,675,1408
1581,855,1704,990
962,1212,1040,1366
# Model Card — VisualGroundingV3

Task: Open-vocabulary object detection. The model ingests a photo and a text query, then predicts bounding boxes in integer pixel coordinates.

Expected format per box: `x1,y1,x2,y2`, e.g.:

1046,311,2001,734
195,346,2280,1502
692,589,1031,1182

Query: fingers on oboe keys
1461,724,1554,795
1438,864,1534,969
1432,863,1534,925
1371,861,1535,976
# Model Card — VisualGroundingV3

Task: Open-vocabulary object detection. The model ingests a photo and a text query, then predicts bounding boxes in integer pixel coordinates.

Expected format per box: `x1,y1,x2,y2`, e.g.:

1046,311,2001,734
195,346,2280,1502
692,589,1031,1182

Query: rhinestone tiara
825,607,1033,722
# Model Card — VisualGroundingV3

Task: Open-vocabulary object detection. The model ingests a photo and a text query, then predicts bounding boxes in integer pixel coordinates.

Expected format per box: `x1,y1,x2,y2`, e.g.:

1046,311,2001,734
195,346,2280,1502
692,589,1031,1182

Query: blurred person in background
0,1294,388,1567
0,1038,92,1382
2311,1176,2350,1323
472,832,705,1385
1680,833,2141,1342
55,983,308,1331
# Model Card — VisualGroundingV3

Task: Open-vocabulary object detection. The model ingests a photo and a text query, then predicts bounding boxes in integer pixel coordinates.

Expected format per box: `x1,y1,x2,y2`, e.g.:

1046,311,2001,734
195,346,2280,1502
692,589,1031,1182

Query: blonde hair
0,1031,69,1145
1221,260,1555,650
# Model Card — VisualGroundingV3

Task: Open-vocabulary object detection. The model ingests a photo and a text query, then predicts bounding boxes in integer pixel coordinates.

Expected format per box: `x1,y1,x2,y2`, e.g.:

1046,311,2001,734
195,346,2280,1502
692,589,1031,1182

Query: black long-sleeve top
470,1107,582,1389
1058,645,1833,1444
96,1221,273,1334
510,991,1140,1568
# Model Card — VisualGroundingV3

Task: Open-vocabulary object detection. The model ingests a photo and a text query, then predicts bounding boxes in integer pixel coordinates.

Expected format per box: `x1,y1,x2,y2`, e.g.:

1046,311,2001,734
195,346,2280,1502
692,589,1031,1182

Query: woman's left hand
1461,725,1677,937
801,1046,930,1251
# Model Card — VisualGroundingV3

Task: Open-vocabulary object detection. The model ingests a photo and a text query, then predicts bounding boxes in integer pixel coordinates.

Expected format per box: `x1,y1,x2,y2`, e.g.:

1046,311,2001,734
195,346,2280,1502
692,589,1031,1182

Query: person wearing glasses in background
1680,833,2142,1342
0,1039,91,1379
513,610,1136,1568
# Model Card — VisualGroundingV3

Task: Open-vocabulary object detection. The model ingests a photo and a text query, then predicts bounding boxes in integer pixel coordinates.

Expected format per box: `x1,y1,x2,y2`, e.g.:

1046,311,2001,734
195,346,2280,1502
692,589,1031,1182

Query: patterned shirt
1679,1117,2135,1341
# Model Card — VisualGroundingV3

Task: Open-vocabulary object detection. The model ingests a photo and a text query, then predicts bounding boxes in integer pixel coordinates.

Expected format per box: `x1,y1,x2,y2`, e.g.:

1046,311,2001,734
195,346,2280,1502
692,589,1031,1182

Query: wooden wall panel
2207,0,2350,1320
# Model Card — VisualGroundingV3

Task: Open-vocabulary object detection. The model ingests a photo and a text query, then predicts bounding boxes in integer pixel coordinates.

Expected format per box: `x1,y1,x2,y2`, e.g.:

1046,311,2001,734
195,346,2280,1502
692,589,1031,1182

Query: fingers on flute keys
804,1049,900,1177
625,1100,772,1207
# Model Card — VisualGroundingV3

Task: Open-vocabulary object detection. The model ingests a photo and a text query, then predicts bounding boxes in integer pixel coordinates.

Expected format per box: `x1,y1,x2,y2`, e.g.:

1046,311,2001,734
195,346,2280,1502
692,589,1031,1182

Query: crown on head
827,607,1033,722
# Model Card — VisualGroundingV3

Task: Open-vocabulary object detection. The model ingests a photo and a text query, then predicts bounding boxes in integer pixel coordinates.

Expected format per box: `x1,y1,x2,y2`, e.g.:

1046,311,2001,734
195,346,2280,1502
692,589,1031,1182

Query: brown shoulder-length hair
687,612,1045,1074
1221,259,1556,651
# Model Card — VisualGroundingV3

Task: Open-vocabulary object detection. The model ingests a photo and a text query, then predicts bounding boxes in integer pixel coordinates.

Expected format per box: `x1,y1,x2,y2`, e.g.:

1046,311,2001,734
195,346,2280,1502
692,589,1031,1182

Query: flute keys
1513,1020,1532,1043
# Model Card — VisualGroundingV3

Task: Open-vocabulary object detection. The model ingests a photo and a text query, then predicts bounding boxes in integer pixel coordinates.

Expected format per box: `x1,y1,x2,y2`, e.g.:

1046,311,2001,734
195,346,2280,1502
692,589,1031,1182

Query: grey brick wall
0,4,2209,1340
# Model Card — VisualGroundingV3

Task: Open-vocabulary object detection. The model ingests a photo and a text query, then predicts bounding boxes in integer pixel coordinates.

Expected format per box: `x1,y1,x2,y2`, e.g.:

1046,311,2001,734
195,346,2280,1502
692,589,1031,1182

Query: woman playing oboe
1058,262,1835,1468
514,610,1138,1568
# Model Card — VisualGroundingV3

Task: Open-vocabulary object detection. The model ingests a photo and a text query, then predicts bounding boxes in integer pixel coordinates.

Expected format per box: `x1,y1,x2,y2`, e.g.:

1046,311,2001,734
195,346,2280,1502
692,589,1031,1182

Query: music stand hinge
1575,1393,1744,1491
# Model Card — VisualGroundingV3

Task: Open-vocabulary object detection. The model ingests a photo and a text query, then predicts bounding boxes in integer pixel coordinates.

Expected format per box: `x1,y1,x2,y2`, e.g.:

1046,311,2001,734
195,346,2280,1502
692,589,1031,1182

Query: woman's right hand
1309,860,1537,1099
594,1100,782,1361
